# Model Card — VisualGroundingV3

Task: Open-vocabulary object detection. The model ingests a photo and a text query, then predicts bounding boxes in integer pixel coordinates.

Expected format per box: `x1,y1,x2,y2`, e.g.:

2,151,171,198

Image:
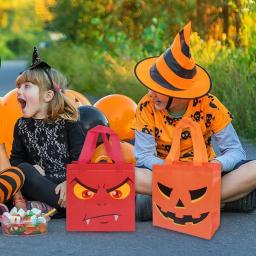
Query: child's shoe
26,201,54,214
0,203,8,216
223,190,256,212
136,194,152,221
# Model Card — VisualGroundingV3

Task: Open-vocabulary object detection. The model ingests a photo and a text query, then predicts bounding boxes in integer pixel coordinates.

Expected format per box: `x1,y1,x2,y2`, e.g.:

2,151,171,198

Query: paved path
1,213,256,256
0,60,27,95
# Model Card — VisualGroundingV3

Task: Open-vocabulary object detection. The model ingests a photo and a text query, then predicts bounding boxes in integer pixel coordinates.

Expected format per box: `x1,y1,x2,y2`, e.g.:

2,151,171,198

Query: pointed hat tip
183,21,192,46
184,21,192,32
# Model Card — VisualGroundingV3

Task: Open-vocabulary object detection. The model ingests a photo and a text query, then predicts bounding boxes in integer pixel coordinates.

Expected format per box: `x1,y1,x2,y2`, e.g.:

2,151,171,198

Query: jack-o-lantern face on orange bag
153,161,220,240
152,117,221,240
153,166,213,225
69,172,133,228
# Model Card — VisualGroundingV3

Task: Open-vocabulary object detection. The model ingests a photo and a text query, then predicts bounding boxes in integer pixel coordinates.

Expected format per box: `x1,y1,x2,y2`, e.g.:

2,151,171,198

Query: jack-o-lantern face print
69,171,134,230
156,182,208,225
153,166,214,229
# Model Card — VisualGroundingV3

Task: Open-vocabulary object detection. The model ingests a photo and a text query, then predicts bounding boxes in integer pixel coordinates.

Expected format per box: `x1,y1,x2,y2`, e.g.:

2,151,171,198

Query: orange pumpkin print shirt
134,93,233,161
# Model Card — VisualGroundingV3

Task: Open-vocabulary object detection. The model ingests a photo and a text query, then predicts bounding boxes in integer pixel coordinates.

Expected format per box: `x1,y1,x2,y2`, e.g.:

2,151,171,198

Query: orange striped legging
0,167,25,203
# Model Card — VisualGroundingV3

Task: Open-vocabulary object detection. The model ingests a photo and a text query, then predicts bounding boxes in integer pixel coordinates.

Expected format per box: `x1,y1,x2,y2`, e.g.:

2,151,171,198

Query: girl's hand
55,181,66,208
14,200,27,212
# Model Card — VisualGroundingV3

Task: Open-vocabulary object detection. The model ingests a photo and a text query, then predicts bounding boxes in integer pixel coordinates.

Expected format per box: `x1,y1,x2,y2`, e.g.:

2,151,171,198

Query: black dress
10,117,85,208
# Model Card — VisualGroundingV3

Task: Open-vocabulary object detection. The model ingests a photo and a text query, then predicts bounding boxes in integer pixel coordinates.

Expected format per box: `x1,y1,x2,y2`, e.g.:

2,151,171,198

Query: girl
10,47,85,213
133,22,256,220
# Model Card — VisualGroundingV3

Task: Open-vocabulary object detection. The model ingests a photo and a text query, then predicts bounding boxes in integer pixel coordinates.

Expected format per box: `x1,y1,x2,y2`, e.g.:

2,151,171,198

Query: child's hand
33,165,46,176
55,181,66,208
15,200,27,212
13,191,27,211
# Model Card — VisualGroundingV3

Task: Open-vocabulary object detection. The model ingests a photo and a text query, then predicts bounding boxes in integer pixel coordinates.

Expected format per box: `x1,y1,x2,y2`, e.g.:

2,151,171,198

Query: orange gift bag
66,125,135,232
152,117,221,239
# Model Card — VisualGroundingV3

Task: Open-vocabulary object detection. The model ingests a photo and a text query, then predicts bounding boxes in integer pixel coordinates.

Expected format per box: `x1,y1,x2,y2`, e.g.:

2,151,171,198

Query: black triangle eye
189,187,207,201
157,182,173,197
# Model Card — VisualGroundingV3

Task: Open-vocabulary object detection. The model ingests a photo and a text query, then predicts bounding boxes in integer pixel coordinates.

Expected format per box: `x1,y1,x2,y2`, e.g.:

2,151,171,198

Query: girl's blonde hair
16,68,78,122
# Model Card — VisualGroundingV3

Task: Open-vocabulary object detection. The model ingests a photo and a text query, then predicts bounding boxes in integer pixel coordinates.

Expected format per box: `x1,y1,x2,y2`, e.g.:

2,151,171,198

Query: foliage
0,0,51,59
41,42,147,101
42,32,256,141
1,0,256,140
49,0,195,52
191,33,256,140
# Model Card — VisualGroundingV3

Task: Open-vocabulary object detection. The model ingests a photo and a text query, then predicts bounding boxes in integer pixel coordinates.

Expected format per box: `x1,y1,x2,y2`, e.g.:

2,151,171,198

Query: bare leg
135,161,256,208
221,160,256,203
135,167,152,195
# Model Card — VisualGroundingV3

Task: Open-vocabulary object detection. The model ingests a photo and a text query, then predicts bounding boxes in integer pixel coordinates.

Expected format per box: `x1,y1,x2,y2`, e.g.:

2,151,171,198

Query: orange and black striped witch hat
134,22,211,98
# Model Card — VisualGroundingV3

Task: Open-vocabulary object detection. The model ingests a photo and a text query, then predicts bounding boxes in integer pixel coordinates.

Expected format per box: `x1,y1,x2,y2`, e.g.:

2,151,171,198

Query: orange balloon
1,89,22,157
65,89,91,108
94,94,137,140
92,141,135,164
0,97,3,143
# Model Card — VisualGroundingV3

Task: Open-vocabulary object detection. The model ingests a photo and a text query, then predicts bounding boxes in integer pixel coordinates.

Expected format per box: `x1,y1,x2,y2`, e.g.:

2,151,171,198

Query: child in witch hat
134,22,256,220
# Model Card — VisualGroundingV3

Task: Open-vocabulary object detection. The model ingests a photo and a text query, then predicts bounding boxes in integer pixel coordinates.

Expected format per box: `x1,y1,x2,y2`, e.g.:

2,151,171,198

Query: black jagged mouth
156,204,209,225
18,98,27,109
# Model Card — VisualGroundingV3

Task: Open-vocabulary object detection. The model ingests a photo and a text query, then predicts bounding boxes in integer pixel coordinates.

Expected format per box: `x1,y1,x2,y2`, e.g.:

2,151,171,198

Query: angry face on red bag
68,170,134,231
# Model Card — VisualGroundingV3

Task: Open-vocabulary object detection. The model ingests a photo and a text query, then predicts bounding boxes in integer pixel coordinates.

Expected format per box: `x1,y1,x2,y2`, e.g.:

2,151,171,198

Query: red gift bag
66,125,135,232
152,117,221,239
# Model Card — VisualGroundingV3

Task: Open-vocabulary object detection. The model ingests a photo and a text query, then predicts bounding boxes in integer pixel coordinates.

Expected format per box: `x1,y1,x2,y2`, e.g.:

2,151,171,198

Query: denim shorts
221,159,253,176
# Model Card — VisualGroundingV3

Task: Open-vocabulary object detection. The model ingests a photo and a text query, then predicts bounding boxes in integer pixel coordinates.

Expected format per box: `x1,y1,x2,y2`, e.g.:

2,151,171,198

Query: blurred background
0,0,255,141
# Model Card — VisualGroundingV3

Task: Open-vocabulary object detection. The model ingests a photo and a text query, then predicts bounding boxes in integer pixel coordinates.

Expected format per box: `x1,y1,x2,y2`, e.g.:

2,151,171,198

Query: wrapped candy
0,207,55,236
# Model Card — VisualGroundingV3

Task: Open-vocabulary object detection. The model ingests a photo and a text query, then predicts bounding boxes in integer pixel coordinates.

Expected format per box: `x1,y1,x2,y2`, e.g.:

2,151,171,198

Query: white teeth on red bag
85,215,118,224
114,215,118,221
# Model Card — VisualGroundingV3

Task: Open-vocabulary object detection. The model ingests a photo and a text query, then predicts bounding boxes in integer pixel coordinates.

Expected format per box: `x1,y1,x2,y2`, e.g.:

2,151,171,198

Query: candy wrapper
0,207,54,236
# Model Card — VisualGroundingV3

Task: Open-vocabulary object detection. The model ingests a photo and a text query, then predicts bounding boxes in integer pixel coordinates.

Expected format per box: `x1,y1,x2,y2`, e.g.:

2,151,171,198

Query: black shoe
223,190,256,212
136,194,152,221
51,210,66,219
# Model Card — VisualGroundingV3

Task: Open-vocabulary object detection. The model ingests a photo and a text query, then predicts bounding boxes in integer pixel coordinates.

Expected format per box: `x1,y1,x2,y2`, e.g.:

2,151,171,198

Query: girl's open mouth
18,98,27,109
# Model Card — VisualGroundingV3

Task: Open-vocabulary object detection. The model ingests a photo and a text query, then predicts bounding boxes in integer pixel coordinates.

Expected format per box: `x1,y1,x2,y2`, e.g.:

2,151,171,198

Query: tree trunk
196,0,206,39
234,0,242,47
222,1,229,43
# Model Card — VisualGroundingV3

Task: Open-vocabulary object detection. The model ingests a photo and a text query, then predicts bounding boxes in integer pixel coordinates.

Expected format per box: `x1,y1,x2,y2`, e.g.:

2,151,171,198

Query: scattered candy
31,208,42,216
1,207,48,236
10,207,18,216
17,208,26,218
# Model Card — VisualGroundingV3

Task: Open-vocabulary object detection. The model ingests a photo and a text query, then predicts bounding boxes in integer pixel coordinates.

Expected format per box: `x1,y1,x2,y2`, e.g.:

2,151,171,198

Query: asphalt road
1,213,256,256
0,60,27,95
0,60,256,256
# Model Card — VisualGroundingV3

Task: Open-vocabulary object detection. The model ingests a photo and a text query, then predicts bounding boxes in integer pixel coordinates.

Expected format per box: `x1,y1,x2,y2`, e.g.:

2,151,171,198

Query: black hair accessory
29,47,55,91
30,46,51,70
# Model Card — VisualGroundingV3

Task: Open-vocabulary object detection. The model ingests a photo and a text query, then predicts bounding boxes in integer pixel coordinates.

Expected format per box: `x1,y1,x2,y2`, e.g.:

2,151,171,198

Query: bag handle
165,117,208,164
78,125,124,164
